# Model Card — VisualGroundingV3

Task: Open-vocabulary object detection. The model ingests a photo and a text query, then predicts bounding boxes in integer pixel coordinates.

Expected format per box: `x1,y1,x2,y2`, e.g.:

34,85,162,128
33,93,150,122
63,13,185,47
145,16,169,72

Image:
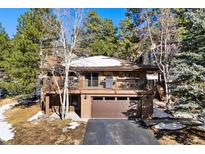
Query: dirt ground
7,120,86,145
149,128,205,145
2,99,86,145
0,98,17,106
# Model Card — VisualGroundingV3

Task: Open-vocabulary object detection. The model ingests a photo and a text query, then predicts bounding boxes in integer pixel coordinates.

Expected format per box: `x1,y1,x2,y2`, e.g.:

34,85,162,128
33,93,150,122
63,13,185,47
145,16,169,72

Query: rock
27,111,45,122
195,125,205,132
48,113,61,121
153,108,174,119
65,112,81,121
143,118,202,128
187,120,203,126
154,122,186,130
173,112,194,119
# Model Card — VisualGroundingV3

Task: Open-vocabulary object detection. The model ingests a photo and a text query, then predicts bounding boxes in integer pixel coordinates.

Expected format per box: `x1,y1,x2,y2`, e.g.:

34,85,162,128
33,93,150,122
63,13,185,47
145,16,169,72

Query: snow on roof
70,56,124,67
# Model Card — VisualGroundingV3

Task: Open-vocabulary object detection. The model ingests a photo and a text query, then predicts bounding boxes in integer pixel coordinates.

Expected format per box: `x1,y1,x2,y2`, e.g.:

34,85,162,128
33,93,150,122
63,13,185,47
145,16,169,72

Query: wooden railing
84,79,146,90
45,77,79,92
45,77,146,92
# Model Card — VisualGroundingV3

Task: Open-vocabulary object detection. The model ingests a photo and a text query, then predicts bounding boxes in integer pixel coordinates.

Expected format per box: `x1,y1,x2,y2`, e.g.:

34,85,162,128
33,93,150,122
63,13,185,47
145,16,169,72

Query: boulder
154,122,186,130
27,111,46,122
153,108,174,119
173,112,194,119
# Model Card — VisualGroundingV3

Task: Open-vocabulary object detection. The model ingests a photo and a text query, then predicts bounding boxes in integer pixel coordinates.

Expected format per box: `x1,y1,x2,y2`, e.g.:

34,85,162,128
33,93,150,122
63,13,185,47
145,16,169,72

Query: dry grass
150,128,205,145
5,104,41,125
6,120,86,145
0,98,16,106
3,100,86,145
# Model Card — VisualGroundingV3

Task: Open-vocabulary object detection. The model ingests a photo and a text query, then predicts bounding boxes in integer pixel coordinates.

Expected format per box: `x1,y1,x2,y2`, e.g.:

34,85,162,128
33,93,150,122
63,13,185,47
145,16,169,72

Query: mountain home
40,55,159,119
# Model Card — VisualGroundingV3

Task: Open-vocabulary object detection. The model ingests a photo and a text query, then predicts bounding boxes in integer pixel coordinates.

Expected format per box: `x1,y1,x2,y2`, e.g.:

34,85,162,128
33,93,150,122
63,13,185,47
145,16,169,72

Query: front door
70,95,81,116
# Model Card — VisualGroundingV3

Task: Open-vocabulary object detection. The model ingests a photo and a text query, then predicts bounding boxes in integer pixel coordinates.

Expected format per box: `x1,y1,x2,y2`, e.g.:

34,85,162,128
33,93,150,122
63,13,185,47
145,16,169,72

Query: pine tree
171,9,205,114
0,23,10,67
116,17,140,62
2,9,58,95
0,23,10,88
80,11,117,56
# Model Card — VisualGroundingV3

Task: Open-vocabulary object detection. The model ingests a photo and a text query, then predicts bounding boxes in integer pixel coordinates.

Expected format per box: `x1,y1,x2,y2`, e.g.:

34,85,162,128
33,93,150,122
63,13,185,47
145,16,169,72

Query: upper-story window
105,75,113,88
85,72,99,87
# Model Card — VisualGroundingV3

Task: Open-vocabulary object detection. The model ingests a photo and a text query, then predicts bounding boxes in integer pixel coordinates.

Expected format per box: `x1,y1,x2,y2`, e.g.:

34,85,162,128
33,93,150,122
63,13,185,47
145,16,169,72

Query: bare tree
144,8,178,105
42,9,84,119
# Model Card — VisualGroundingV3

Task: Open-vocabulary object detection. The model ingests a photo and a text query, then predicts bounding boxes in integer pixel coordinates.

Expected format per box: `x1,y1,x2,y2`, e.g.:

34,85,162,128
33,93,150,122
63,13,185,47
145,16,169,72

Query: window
105,75,113,88
85,72,99,87
105,97,115,100
93,97,103,100
117,97,127,100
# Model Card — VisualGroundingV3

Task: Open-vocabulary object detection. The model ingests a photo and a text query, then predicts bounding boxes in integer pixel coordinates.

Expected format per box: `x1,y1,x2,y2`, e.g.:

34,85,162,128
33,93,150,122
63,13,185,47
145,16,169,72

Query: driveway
83,119,159,145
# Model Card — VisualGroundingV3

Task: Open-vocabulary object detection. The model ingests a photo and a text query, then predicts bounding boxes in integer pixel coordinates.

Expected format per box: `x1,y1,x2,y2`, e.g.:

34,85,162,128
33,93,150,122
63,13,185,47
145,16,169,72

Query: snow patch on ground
68,122,80,129
70,56,122,67
28,111,45,122
154,122,186,130
0,103,17,141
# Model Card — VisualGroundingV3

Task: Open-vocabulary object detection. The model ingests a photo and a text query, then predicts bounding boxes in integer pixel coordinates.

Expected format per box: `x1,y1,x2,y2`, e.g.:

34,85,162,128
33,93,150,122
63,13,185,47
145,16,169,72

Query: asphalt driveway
83,119,159,145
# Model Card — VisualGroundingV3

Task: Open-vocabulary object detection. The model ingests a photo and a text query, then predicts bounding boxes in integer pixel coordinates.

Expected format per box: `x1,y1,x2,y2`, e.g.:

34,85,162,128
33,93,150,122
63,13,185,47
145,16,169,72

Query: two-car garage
91,96,142,119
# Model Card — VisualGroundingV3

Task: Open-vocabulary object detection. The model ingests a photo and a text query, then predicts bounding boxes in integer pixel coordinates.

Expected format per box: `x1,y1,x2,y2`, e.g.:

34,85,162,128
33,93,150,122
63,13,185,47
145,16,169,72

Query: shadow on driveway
83,119,159,145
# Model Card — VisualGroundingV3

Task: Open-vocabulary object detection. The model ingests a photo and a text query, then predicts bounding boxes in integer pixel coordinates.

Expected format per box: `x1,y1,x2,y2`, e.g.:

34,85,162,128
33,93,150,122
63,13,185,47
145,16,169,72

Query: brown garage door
91,97,142,119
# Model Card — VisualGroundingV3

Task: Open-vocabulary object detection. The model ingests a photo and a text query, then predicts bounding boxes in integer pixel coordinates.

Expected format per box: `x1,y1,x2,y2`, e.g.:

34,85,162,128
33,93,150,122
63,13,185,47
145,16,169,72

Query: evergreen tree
171,9,205,114
125,8,160,56
116,17,140,62
2,9,58,95
80,11,117,56
0,23,10,88
0,23,10,67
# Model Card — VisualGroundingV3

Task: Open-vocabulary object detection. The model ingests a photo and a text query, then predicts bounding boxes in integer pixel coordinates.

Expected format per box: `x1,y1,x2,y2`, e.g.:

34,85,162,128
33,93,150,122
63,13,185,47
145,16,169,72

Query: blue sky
0,8,126,38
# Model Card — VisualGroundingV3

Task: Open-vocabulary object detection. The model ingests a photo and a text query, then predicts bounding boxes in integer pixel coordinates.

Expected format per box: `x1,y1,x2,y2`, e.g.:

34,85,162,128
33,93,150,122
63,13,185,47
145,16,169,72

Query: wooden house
41,55,159,119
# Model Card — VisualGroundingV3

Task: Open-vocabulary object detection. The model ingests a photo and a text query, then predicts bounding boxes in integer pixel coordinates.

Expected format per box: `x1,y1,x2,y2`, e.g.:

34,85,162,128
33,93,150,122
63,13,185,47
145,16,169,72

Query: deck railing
45,77,146,91
45,76,79,92
84,79,146,90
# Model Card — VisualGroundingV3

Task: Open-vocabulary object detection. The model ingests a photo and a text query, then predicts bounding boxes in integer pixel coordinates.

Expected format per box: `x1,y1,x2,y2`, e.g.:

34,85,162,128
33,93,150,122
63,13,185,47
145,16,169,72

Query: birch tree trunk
42,9,84,119
144,8,178,106
53,9,84,119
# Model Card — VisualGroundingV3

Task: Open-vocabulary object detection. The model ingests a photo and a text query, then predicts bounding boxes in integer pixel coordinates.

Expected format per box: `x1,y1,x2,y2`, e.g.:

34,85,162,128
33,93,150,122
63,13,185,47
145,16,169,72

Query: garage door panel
91,100,141,119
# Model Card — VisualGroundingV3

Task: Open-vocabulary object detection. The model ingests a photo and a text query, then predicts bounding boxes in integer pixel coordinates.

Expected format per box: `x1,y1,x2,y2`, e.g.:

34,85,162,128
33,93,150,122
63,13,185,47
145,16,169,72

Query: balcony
84,79,145,90
45,76,79,92
45,76,146,93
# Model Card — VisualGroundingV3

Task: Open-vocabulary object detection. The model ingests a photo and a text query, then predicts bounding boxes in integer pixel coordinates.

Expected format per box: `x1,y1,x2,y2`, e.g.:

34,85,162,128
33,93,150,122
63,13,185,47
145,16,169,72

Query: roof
69,56,134,71
70,56,130,67
46,55,159,73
